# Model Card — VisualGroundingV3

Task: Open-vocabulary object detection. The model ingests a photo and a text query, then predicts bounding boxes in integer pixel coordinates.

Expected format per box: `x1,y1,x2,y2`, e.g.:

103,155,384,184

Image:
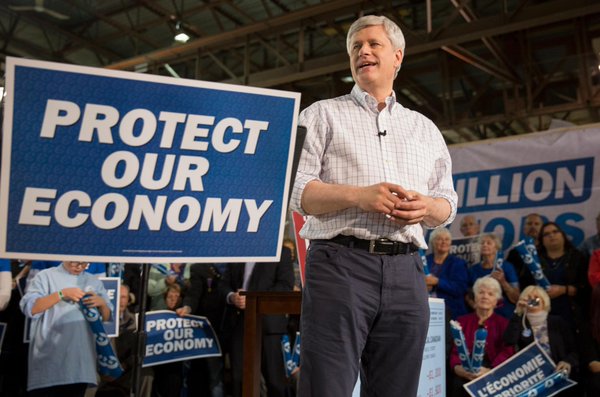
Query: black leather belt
327,235,418,255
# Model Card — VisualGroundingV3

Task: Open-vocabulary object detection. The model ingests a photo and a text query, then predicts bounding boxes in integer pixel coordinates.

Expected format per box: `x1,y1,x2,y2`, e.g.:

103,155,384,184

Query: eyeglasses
67,262,90,269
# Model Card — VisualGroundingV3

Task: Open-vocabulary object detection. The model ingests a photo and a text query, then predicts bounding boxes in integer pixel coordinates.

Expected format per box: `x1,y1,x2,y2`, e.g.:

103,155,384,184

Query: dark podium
240,291,302,397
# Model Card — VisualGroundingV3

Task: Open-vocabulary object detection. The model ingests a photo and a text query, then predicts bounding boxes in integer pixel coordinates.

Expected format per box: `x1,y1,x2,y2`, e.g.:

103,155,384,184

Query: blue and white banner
464,342,576,397
281,332,301,378
143,310,221,367
449,235,481,266
100,277,120,337
79,296,124,379
0,57,300,263
514,370,570,397
471,327,487,374
449,126,600,252
450,319,472,372
515,238,551,290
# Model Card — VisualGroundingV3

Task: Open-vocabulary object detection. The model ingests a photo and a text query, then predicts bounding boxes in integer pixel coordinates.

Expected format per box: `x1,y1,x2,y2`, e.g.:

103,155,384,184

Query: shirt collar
351,84,397,113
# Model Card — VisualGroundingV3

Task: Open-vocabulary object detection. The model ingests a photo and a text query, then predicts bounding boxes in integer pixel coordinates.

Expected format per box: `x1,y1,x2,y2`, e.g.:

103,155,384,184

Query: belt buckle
369,239,393,255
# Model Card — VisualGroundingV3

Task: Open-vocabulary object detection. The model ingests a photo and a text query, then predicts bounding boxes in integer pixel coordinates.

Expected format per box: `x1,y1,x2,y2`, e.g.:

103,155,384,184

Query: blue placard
464,342,576,397
0,57,300,263
100,277,120,337
143,310,221,367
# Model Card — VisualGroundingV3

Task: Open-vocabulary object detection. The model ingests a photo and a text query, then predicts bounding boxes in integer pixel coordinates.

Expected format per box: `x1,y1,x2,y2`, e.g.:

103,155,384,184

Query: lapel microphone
378,130,387,137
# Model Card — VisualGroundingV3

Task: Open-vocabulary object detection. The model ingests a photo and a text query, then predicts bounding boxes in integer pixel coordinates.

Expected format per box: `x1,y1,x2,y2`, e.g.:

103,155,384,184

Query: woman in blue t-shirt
468,233,520,318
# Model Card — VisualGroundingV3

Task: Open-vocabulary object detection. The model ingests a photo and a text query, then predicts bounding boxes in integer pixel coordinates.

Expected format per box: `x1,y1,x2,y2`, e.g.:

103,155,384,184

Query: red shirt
450,312,514,370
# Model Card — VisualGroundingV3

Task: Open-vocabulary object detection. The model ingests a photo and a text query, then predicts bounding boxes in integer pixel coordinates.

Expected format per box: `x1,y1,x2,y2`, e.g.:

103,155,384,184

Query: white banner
448,124,600,252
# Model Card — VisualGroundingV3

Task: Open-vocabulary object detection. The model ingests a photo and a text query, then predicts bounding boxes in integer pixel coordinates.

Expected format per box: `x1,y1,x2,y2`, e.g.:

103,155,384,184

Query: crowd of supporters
1,214,599,397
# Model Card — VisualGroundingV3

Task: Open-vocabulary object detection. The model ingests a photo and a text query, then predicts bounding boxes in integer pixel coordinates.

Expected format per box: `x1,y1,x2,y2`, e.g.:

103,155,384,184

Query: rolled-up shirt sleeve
427,138,458,228
290,105,329,216
20,274,47,319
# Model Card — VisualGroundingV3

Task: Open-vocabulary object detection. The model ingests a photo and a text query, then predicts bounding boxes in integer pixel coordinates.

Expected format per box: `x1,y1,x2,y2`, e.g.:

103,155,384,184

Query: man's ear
394,49,403,69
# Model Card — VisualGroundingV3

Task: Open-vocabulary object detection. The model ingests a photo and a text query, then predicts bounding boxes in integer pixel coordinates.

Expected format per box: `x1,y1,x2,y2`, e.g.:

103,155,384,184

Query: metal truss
1,0,599,143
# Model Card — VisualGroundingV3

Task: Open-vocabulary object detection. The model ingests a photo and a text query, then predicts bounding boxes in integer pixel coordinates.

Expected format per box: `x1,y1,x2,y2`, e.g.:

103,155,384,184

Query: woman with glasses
20,261,112,397
520,222,588,331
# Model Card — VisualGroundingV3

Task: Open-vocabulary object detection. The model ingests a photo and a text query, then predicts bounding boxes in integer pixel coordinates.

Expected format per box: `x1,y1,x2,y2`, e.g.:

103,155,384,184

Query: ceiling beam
111,0,599,90
0,5,122,61
105,0,366,70
409,0,600,55
441,44,519,84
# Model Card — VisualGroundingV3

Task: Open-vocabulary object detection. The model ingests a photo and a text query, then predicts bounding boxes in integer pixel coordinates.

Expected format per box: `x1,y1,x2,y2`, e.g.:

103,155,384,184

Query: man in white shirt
290,15,457,397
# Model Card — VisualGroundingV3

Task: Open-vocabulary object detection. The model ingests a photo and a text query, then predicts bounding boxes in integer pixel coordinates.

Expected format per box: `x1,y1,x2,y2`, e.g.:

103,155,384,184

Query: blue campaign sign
464,342,576,397
0,57,300,263
100,277,120,338
143,310,221,367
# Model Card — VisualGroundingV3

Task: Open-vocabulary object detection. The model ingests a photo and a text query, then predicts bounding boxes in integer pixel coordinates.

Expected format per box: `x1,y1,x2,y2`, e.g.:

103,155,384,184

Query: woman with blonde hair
504,286,578,395
468,233,520,318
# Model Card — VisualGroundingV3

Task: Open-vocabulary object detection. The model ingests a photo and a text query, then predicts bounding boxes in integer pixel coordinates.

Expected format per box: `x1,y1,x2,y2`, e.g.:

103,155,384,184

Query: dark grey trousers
298,240,430,397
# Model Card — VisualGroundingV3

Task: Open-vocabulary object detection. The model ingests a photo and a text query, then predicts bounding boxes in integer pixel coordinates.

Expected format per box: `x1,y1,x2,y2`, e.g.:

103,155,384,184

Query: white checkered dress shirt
290,85,457,249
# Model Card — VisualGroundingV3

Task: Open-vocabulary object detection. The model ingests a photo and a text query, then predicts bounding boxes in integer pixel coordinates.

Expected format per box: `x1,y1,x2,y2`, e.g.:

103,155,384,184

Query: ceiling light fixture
174,21,190,43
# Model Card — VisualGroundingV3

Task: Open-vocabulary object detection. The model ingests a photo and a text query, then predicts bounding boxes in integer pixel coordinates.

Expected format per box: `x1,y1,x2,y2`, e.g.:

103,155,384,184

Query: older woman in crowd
504,286,578,396
20,261,111,397
520,222,588,331
425,228,469,319
450,277,514,395
468,233,520,318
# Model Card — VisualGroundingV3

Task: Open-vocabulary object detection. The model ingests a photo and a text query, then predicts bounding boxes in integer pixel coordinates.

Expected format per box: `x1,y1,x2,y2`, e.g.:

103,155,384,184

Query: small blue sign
464,342,576,397
143,311,221,367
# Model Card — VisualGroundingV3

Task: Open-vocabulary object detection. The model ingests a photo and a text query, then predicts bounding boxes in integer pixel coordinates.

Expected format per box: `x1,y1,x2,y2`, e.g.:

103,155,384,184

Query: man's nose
358,44,370,56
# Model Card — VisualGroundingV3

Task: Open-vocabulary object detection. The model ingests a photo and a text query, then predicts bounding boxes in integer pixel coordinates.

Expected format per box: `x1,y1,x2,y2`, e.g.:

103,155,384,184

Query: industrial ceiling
1,0,599,143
